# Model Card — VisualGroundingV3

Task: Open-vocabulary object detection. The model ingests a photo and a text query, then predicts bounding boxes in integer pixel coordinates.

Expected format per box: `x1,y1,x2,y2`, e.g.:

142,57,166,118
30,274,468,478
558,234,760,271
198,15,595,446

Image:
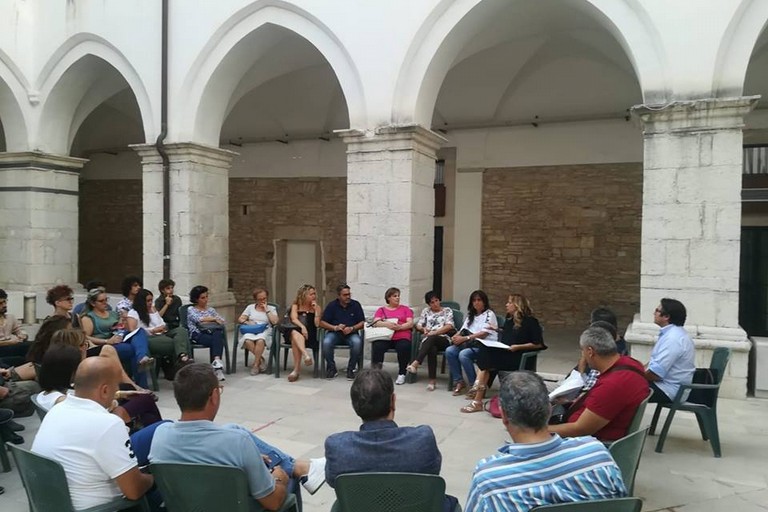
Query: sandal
258,356,266,373
452,381,467,396
466,383,487,400
250,366,261,376
303,353,313,367
426,383,436,392
406,363,418,374
461,400,484,413
287,372,299,382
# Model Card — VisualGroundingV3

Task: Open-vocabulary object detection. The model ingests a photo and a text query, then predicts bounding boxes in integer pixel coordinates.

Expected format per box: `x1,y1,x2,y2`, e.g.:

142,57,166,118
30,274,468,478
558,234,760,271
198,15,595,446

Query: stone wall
229,177,347,313
481,163,642,328
79,179,143,292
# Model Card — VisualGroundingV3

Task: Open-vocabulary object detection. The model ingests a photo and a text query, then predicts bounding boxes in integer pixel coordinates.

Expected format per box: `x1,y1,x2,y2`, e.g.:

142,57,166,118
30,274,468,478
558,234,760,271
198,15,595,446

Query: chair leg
0,443,10,472
695,413,709,441
649,404,663,436
283,346,289,371
231,333,238,375
701,410,722,457
654,407,679,453
313,347,320,378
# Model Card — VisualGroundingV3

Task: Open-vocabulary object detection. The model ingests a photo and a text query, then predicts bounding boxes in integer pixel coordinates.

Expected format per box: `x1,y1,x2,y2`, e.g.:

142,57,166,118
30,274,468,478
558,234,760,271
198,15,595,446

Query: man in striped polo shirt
466,371,626,512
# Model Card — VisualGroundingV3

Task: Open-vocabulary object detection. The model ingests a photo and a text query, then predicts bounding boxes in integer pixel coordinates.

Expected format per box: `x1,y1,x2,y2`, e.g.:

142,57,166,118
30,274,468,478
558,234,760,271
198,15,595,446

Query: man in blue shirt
646,298,695,403
467,371,626,511
149,364,326,510
319,284,365,380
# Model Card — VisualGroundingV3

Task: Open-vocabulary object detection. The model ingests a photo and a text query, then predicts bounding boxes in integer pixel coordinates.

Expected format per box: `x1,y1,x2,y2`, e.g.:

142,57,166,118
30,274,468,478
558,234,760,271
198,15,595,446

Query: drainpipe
155,0,170,280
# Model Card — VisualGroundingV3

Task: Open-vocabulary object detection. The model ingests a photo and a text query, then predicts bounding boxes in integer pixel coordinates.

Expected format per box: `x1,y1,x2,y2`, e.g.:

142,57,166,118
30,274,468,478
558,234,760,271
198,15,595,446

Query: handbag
365,324,394,342
486,395,502,419
240,323,269,335
278,309,299,333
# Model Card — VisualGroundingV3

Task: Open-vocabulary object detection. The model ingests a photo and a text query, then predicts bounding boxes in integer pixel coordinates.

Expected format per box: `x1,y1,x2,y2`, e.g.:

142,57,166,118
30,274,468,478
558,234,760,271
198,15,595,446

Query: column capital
336,124,446,157
0,151,87,172
631,96,759,134
130,142,238,169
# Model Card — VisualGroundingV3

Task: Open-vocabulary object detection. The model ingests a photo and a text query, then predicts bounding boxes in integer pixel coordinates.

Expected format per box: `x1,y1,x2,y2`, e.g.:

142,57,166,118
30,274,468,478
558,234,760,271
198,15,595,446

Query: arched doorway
418,0,645,334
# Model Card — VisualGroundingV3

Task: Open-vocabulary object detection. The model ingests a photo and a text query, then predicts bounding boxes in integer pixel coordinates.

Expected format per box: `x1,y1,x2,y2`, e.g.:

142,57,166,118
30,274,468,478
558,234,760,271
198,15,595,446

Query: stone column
339,125,445,306
0,151,86,291
625,97,758,398
131,143,236,317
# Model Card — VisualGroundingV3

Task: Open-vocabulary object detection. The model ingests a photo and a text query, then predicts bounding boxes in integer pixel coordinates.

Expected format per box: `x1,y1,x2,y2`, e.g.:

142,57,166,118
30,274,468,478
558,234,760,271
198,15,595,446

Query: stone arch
35,33,154,154
178,0,365,145
713,0,768,97
393,0,669,126
0,48,31,151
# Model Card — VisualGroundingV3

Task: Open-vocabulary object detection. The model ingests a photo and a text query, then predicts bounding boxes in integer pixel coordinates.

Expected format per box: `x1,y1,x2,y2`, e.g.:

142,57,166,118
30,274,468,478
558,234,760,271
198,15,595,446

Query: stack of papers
548,370,585,401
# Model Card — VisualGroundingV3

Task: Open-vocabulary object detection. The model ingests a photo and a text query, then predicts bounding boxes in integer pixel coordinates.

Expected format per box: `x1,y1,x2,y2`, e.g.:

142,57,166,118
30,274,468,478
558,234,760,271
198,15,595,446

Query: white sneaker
214,368,225,381
211,359,224,369
395,374,406,385
302,457,326,495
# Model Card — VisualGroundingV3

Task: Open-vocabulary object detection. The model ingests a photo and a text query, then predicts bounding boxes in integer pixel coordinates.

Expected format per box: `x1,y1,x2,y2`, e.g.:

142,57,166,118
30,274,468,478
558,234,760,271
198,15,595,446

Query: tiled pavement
2,329,767,511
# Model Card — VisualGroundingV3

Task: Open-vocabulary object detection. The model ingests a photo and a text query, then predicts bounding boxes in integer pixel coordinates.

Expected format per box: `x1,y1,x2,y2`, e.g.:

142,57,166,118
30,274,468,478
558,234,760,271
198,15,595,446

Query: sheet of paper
478,338,513,350
549,369,585,401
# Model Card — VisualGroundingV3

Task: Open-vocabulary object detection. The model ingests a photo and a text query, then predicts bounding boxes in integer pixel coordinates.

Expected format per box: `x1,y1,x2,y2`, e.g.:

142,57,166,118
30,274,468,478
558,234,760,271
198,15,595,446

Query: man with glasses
149,363,326,509
647,298,695,403
319,284,365,380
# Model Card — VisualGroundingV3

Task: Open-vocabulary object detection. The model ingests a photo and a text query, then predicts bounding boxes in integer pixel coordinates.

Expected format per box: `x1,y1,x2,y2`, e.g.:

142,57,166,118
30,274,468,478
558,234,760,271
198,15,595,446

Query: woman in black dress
460,293,545,413
284,284,321,382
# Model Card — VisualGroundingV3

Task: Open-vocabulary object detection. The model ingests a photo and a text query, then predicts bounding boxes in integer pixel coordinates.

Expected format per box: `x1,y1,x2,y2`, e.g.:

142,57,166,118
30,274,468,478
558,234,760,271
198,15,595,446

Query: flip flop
287,372,299,382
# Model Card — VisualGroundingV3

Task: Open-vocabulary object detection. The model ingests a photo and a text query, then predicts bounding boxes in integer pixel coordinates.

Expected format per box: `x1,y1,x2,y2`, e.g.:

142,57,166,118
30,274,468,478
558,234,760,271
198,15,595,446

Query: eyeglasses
95,298,108,303
58,296,74,302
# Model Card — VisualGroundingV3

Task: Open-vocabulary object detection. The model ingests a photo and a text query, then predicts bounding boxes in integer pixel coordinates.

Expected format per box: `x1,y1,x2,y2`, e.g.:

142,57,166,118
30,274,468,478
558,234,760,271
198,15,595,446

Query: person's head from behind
336,284,351,306
579,326,618,368
84,280,106,293
172,363,221,418
51,327,89,359
73,356,122,409
499,371,550,436
589,320,617,341
350,368,394,422
590,307,617,329
158,278,175,297
121,276,143,299
39,344,82,393
654,298,686,327
0,288,7,315
27,316,73,363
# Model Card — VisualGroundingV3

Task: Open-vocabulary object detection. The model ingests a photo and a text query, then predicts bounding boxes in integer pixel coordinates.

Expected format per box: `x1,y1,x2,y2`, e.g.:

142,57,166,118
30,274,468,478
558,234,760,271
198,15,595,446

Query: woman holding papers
460,294,544,413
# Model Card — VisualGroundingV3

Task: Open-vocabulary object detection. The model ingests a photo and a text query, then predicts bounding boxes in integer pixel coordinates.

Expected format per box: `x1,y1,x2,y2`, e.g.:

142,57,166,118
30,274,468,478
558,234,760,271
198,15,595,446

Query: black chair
272,323,320,379
179,304,231,374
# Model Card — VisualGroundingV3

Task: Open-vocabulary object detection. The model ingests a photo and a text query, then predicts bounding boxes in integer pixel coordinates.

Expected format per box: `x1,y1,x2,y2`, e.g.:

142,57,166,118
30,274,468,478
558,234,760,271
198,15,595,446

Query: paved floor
2,330,767,511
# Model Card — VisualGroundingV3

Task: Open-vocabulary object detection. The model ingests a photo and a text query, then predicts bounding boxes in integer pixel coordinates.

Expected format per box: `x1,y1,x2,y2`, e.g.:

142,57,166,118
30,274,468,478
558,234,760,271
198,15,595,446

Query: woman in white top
127,289,190,366
237,288,278,375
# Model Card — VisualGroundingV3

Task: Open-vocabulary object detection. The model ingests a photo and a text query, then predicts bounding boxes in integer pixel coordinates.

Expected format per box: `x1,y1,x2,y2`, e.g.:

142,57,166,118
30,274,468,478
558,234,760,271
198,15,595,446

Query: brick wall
79,180,143,292
229,177,347,313
481,163,642,328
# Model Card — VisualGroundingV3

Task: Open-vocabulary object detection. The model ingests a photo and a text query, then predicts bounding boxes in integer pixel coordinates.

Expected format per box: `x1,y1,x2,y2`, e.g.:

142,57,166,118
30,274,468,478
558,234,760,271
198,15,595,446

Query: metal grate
434,159,445,184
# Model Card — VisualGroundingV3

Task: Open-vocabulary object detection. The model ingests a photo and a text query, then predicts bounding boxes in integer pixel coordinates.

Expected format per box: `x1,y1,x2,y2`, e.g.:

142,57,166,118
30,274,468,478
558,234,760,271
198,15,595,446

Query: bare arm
257,467,289,511
114,466,154,501
645,369,662,382
548,408,610,438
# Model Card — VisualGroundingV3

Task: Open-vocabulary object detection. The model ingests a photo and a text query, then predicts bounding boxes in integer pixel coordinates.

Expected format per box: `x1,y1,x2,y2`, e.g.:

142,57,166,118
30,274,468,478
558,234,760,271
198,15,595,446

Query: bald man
32,357,154,510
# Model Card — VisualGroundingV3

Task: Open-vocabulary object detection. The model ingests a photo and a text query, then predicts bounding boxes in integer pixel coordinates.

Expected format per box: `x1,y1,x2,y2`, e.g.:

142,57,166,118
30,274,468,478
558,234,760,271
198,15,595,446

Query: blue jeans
250,434,302,510
322,331,362,371
114,329,151,388
445,344,479,385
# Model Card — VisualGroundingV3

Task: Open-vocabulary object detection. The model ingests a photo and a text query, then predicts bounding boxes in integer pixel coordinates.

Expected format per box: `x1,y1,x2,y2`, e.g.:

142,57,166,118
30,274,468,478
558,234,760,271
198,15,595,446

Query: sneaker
214,368,226,381
326,367,338,379
395,374,406,385
211,359,224,370
302,457,326,495
346,368,357,381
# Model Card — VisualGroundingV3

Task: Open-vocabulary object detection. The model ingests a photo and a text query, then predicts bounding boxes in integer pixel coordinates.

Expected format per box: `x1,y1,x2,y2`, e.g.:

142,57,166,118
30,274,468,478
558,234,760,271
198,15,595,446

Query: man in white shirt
32,357,154,510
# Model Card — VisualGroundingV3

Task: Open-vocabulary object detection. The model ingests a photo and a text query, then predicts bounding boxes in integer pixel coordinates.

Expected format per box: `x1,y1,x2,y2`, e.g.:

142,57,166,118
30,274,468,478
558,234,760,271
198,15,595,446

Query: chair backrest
151,462,296,512
688,347,731,407
441,300,461,311
30,393,48,420
608,427,649,495
496,314,506,329
530,497,643,511
9,443,78,512
626,388,653,435
451,309,463,331
519,350,539,372
179,304,191,331
333,472,446,512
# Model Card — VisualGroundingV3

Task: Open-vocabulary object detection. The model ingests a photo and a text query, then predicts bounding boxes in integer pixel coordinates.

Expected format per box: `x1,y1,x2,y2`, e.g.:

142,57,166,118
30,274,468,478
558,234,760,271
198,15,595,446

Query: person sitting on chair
646,298,695,404
466,371,626,511
324,368,459,511
406,291,456,391
237,288,278,376
149,363,326,510
549,327,649,442
319,284,365,380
